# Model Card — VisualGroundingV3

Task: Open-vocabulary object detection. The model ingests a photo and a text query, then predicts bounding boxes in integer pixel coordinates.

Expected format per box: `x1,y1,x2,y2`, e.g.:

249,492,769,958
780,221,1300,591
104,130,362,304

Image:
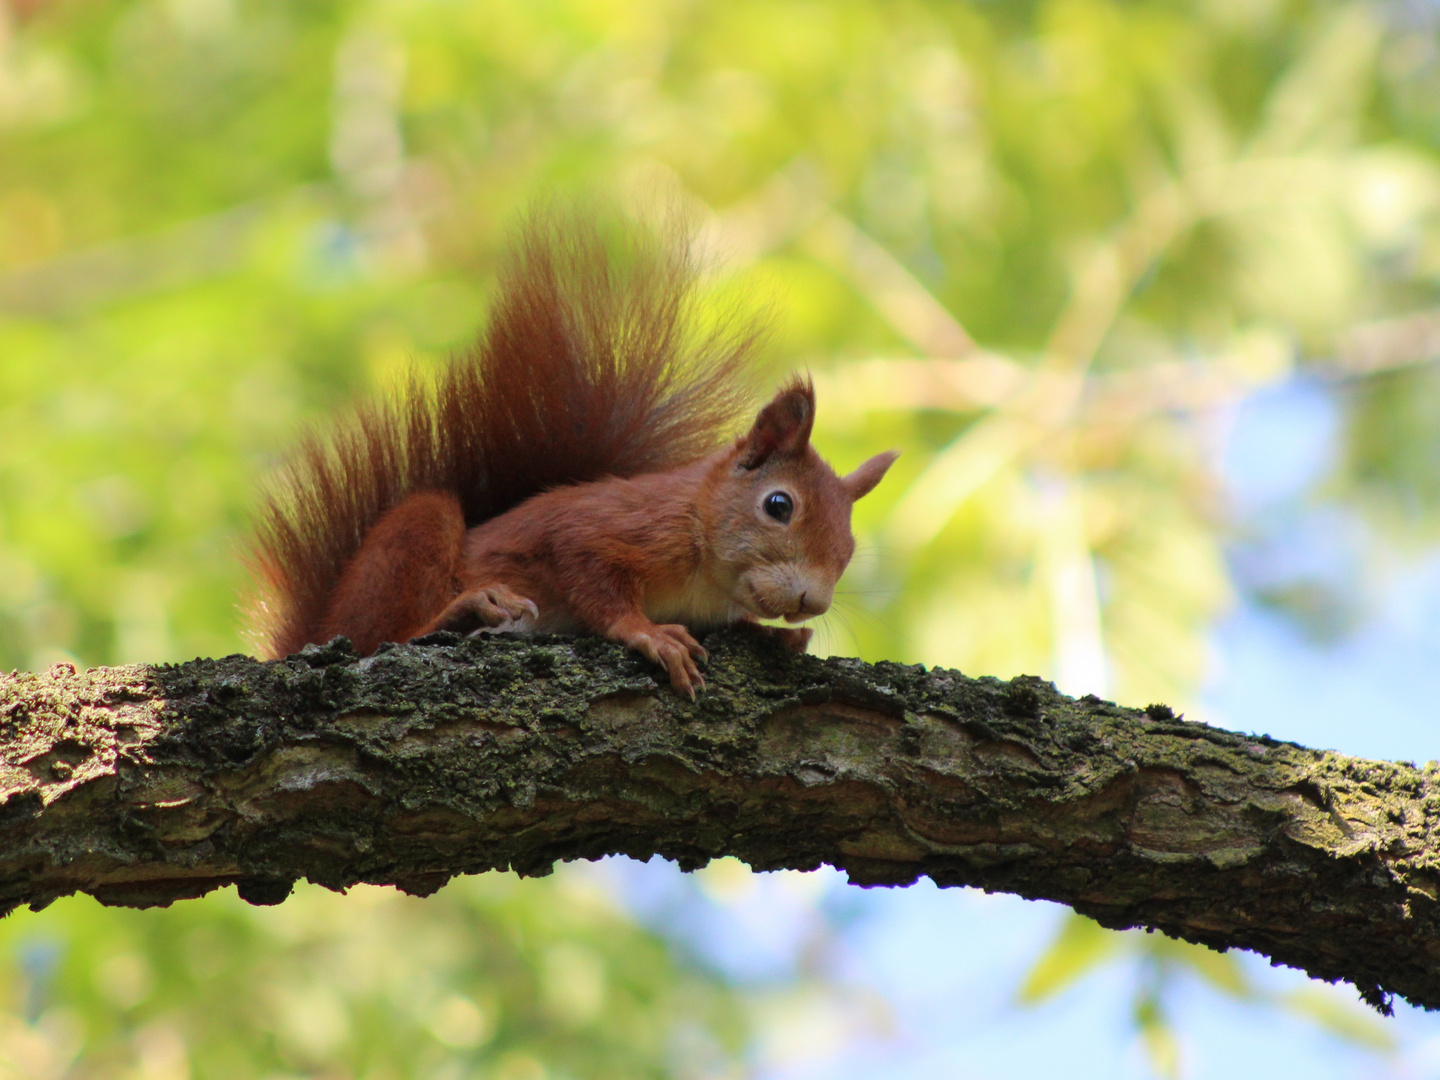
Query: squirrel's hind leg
420,584,539,637
320,490,467,655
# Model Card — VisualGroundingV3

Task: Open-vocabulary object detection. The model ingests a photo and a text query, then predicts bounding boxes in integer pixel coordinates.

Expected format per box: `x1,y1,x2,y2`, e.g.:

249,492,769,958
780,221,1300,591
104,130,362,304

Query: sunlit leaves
1,0,1439,1075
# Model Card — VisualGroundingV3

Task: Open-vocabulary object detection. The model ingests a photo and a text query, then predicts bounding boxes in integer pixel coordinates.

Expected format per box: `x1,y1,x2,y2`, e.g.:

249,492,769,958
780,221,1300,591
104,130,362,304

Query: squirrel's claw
655,624,707,699
615,619,707,699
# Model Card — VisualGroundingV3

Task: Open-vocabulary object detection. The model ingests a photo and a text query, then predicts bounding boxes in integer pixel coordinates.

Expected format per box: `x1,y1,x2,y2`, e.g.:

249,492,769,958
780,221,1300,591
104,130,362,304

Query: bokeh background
2,0,1440,1076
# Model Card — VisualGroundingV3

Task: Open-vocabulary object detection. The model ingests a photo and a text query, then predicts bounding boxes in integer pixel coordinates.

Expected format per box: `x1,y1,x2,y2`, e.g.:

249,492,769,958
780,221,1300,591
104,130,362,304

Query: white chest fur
644,574,741,632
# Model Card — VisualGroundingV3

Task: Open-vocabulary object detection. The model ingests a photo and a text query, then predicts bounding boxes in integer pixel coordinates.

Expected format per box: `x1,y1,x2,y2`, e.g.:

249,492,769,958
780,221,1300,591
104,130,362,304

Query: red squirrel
246,214,896,697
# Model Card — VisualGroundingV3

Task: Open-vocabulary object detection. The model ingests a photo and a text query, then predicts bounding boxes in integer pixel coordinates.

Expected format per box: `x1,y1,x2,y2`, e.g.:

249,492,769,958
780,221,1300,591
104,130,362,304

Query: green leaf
1143,936,1254,1000
1277,987,1398,1053
1015,913,1118,1005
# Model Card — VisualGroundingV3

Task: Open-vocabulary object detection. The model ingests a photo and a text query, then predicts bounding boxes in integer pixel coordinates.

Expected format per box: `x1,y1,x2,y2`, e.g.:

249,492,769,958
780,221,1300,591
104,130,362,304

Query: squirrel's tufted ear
738,378,815,469
842,450,898,500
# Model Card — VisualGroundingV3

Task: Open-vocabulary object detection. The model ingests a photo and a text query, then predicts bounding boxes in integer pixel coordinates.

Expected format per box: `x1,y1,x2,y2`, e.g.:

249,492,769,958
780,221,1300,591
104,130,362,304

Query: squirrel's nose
788,590,826,621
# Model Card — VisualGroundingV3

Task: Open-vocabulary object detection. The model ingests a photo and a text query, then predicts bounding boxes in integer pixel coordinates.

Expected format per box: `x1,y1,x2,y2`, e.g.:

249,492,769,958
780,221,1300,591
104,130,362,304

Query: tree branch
1,631,1436,1013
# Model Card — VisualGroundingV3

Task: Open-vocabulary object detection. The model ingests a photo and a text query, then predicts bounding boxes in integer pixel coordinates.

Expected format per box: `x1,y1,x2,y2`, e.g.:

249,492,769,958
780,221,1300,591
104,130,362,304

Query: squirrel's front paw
735,619,813,653
770,625,813,653
625,623,708,699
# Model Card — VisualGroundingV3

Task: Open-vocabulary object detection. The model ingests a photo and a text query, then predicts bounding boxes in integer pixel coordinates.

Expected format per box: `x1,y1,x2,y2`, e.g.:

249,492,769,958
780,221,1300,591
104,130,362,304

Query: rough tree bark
0,630,1436,1013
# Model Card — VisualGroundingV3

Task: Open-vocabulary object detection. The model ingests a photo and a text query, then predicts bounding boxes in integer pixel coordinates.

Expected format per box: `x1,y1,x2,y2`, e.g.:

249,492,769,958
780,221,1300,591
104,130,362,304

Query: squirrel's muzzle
742,563,834,622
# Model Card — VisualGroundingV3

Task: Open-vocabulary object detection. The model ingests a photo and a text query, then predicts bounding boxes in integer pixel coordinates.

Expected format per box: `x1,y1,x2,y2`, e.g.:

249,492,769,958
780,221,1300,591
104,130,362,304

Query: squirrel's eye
763,491,794,524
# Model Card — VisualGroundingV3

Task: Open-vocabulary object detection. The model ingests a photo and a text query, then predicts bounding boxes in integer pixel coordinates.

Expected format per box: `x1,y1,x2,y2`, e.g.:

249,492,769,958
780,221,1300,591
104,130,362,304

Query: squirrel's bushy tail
246,211,762,659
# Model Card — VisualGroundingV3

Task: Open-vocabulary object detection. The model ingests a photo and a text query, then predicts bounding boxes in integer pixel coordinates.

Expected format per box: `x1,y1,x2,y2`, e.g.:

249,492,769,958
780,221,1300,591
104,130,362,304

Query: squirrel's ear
843,450,898,501
738,378,815,469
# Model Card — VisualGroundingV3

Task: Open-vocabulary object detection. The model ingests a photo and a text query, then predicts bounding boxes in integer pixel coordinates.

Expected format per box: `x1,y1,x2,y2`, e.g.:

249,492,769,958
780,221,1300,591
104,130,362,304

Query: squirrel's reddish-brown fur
246,212,896,696
247,214,757,659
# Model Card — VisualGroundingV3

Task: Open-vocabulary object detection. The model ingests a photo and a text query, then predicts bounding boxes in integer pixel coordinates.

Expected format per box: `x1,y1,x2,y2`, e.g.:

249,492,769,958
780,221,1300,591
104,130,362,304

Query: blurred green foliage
1,0,1438,1075
0,869,747,1080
